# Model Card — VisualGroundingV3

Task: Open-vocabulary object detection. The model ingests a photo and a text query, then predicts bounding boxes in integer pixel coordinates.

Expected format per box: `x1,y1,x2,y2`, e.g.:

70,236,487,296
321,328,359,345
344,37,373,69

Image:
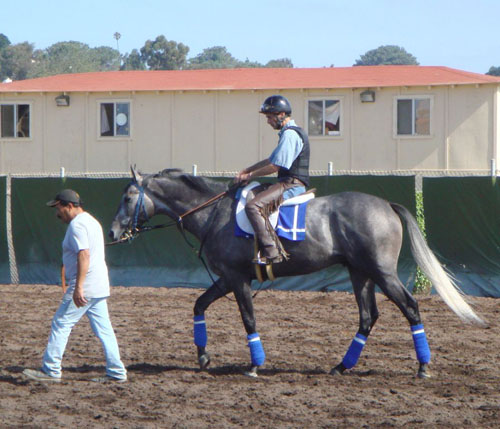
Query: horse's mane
180,174,227,194
157,168,183,177
154,168,228,194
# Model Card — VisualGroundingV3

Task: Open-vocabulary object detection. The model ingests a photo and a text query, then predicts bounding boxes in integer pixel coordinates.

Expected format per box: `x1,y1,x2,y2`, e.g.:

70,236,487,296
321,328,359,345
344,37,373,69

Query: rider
235,95,310,265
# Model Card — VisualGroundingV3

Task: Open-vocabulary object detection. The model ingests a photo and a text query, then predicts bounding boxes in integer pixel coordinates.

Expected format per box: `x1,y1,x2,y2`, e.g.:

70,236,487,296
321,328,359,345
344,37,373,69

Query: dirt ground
0,284,499,428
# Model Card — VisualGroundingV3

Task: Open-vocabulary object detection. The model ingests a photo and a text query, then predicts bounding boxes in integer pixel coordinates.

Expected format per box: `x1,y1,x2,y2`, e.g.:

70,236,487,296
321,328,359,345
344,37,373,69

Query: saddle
235,182,315,282
235,181,315,240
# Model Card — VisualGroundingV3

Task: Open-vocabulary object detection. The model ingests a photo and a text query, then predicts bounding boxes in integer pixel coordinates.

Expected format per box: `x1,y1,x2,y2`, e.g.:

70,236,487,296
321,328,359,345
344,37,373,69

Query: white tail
391,203,485,326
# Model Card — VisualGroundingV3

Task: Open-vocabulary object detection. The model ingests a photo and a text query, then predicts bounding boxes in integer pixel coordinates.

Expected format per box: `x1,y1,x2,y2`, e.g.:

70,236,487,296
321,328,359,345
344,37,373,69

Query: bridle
107,180,230,246
106,181,157,246
131,183,150,231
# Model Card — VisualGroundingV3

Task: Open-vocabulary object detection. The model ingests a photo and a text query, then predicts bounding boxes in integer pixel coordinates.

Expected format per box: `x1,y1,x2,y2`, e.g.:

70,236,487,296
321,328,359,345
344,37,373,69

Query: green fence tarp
423,177,500,297
12,177,204,287
267,175,417,292
12,178,117,284
0,176,9,283
11,176,417,291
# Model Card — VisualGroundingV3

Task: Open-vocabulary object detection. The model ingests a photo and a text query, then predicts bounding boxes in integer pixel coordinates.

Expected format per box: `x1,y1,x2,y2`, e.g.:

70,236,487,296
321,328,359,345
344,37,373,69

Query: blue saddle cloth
235,200,310,241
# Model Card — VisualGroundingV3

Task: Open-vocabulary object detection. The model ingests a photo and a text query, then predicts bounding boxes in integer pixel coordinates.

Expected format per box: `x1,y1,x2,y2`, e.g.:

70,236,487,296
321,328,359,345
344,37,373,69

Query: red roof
1,66,499,93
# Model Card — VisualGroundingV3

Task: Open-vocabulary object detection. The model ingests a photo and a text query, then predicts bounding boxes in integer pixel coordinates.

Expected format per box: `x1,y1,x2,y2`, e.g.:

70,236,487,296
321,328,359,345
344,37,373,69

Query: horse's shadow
125,362,332,377
77,362,332,377
127,362,199,374
1,363,377,384
127,363,378,378
208,364,328,377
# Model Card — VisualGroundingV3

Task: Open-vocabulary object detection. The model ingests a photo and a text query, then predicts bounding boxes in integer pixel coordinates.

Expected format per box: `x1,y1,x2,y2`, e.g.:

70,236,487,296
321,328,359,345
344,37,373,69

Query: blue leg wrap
411,324,431,364
342,333,367,369
247,333,266,367
193,315,207,348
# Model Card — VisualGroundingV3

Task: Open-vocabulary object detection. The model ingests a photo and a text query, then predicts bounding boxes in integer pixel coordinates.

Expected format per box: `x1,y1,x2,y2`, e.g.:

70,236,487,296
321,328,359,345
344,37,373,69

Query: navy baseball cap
46,189,83,207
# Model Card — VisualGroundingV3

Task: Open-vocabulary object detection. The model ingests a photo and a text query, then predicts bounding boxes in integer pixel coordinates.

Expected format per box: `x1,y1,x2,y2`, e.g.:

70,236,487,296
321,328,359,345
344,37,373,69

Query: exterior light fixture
55,94,70,107
360,90,375,103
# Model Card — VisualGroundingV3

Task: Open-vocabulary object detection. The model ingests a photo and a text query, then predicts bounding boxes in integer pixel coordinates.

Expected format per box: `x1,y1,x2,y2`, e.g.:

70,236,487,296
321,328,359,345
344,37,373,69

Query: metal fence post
328,162,333,176
6,174,19,284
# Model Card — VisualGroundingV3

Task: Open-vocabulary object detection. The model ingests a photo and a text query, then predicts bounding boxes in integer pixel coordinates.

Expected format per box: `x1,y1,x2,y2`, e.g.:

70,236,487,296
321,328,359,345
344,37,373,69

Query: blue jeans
42,297,127,380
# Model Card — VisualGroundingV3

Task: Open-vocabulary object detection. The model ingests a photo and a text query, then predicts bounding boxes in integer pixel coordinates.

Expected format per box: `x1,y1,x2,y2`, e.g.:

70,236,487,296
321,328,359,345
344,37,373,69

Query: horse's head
108,166,155,242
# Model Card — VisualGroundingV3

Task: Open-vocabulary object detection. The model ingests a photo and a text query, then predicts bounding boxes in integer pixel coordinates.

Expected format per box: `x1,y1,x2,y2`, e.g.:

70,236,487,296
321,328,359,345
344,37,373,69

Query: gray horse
109,167,483,378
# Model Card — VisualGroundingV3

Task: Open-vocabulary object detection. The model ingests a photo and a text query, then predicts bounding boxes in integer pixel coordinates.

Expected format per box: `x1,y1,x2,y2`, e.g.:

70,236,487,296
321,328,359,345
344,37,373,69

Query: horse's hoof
198,353,211,369
244,366,258,378
417,364,431,379
417,363,431,378
417,370,431,379
329,364,346,376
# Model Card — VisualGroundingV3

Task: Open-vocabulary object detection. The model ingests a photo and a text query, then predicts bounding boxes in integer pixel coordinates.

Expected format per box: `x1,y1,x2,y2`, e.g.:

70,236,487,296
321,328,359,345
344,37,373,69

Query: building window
100,102,130,137
0,104,30,138
307,99,341,136
396,97,431,136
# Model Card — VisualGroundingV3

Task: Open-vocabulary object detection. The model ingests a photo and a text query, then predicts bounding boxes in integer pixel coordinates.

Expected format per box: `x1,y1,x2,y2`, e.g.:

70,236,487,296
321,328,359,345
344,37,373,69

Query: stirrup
252,253,283,265
252,256,269,265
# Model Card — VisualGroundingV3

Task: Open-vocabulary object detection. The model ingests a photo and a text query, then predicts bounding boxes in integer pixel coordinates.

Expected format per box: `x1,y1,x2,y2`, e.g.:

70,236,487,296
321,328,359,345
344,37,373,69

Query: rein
105,222,177,246
178,190,229,220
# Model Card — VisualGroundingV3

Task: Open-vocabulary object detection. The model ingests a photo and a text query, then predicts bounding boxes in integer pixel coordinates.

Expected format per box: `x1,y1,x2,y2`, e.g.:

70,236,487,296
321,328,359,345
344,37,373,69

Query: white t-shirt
62,211,110,299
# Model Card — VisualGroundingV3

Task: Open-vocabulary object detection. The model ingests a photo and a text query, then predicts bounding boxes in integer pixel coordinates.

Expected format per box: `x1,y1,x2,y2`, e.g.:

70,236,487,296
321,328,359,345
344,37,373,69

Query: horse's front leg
193,278,231,370
231,274,264,377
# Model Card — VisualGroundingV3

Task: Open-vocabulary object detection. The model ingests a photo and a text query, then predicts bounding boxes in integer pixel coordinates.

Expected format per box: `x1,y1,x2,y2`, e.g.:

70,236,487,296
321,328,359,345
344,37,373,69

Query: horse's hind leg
376,273,431,378
193,278,231,369
331,268,378,376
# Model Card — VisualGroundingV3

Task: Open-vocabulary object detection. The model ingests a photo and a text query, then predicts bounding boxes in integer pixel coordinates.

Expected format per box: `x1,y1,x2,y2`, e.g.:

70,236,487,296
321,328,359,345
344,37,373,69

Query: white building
1,65,499,175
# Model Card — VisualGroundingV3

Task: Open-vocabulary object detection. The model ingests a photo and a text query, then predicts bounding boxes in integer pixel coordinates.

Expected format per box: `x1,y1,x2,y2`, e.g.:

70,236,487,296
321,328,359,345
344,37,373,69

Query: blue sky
2,0,498,74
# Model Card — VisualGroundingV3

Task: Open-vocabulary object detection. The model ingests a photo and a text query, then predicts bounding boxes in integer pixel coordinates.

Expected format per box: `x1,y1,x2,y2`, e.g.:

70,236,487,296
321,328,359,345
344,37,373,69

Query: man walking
23,189,127,383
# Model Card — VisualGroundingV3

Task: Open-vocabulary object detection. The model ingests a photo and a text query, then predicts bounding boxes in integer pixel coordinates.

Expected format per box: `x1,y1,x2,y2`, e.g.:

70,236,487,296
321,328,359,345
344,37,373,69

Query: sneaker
23,368,61,382
91,375,127,383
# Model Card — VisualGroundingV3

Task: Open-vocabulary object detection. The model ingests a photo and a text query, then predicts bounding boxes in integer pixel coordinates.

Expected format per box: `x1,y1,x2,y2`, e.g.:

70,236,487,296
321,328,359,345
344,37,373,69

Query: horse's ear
130,165,143,186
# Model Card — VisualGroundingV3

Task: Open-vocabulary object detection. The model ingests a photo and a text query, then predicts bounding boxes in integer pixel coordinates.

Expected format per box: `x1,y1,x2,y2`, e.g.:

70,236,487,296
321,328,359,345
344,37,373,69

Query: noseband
131,183,150,231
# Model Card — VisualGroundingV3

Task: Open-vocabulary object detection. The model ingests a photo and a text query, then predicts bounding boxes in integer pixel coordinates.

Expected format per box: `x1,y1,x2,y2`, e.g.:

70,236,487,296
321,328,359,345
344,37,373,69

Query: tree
0,42,34,81
188,46,239,69
0,33,10,51
486,66,500,76
0,33,12,80
265,58,293,68
33,41,92,76
140,35,189,70
92,46,121,71
237,58,263,68
187,46,293,69
354,45,419,66
121,49,146,70
28,41,120,78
